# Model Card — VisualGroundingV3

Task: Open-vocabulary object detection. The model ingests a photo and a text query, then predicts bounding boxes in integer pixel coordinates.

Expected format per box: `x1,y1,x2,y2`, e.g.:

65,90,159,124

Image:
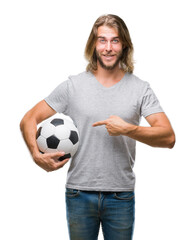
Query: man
20,14,175,240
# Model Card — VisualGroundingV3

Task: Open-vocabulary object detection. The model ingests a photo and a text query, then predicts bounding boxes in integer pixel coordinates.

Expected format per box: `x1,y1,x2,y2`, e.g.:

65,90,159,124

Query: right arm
20,100,69,172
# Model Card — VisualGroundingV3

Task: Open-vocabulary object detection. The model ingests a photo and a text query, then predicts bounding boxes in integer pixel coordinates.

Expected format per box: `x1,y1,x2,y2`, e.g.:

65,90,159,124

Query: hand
33,151,69,172
92,115,134,136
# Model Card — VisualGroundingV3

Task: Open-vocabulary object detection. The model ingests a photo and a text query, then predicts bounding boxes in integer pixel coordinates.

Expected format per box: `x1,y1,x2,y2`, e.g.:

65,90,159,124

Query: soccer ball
36,117,79,161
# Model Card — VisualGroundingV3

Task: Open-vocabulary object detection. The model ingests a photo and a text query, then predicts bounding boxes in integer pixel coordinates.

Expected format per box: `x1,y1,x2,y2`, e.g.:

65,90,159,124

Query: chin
102,62,119,70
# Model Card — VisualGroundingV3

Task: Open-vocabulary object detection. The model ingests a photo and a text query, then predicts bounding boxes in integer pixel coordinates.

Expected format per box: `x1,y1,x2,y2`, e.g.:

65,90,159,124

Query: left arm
92,113,176,149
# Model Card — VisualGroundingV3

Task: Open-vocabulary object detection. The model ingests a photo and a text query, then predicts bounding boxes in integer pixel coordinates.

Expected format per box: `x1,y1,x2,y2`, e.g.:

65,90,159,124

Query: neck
94,62,124,81
92,62,125,88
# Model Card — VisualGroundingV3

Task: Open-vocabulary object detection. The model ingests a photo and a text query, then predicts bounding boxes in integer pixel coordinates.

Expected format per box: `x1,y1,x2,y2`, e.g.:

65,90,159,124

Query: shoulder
125,73,149,93
57,71,91,90
126,73,148,85
68,71,92,83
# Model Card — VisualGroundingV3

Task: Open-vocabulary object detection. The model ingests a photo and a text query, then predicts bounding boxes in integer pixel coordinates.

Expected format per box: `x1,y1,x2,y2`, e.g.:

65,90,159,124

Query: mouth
102,55,116,61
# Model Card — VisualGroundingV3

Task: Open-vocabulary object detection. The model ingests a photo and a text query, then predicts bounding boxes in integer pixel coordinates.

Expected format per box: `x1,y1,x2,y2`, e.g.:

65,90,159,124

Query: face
95,25,123,71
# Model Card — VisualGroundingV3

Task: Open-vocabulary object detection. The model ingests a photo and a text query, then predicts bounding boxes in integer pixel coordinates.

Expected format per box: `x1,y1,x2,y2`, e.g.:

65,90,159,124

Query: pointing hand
92,115,132,136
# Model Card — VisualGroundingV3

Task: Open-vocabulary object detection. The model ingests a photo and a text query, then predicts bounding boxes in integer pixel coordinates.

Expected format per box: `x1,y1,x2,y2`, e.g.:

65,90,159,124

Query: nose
105,41,112,52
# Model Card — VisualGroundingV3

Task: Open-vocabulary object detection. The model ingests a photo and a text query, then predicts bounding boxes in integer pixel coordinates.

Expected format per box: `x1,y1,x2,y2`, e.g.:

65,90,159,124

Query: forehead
97,25,119,38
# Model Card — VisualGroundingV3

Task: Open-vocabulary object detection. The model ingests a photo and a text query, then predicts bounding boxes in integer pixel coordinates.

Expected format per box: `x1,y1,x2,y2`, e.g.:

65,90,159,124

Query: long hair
85,14,134,73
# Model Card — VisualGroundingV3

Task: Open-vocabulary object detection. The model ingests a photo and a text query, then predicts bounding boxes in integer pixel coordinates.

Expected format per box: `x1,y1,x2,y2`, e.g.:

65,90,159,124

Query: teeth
102,55,115,61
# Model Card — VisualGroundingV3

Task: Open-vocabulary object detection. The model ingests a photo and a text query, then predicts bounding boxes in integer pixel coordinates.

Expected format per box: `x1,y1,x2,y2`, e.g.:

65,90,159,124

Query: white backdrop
1,0,194,239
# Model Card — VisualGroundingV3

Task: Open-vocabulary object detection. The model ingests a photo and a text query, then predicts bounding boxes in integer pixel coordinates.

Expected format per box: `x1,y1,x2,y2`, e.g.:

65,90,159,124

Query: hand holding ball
36,118,79,161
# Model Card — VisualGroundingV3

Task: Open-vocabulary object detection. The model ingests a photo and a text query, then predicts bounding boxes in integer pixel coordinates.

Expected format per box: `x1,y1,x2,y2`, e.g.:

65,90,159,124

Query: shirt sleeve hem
142,108,164,118
44,97,61,113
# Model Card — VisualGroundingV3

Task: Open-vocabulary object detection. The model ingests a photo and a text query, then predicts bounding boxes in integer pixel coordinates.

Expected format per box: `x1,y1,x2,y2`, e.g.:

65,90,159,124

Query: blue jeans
66,188,135,240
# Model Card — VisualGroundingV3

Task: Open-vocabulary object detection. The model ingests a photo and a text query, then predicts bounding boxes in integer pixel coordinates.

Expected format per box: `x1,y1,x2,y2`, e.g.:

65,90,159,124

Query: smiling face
95,25,123,71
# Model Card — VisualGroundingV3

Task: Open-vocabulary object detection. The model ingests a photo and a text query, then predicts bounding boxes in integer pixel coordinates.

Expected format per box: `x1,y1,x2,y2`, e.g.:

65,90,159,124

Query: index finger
53,157,69,171
92,120,107,127
48,152,69,162
57,157,69,165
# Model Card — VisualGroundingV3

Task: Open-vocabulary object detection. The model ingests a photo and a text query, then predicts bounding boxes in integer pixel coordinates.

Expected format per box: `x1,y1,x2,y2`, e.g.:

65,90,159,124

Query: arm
20,100,69,172
92,113,175,149
125,113,175,148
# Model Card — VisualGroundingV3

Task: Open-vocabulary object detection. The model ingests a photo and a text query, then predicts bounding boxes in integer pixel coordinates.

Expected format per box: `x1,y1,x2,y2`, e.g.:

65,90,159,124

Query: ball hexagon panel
45,148,58,153
41,122,56,138
57,139,74,154
71,142,79,156
67,123,78,132
36,135,48,152
54,125,71,140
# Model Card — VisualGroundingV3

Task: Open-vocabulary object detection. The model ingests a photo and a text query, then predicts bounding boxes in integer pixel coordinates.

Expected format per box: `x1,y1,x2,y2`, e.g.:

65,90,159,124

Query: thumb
56,151,66,157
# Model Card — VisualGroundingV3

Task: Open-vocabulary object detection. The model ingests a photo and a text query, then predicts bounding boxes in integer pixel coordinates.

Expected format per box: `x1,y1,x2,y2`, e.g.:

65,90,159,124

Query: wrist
123,123,138,136
32,150,42,162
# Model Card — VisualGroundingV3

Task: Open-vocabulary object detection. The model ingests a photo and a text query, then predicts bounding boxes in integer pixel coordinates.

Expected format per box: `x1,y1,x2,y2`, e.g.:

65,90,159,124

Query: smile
102,55,116,61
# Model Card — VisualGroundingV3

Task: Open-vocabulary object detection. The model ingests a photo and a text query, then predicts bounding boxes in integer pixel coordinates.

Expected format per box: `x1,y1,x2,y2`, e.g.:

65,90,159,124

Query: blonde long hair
85,14,134,73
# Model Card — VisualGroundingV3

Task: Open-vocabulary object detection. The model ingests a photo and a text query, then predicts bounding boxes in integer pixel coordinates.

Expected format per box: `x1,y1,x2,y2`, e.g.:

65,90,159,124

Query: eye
112,39,119,44
99,39,106,43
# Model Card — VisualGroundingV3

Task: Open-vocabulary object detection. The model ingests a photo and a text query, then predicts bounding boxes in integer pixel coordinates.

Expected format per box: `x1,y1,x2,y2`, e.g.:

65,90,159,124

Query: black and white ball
36,118,79,161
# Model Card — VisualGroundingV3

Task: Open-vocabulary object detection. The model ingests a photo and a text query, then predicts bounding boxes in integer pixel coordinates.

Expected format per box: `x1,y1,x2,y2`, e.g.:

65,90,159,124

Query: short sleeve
140,83,164,118
44,80,69,114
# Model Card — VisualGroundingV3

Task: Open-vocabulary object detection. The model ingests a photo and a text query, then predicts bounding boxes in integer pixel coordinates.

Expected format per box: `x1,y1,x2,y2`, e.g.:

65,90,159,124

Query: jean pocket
114,191,135,200
66,188,80,198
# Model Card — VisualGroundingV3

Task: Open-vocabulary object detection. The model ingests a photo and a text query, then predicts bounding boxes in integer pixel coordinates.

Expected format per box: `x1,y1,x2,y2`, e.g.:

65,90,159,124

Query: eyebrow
97,36,120,39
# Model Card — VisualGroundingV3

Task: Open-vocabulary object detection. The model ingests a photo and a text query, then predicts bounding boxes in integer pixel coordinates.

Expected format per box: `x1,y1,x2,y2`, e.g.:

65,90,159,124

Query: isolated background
1,0,194,239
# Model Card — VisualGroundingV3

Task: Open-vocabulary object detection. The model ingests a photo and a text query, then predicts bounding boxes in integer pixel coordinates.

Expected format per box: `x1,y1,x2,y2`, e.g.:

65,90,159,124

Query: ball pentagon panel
50,118,64,127
46,135,60,149
69,130,79,145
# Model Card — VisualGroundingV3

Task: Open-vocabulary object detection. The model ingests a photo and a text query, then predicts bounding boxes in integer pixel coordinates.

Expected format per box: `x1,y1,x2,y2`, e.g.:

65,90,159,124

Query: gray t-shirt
45,71,163,191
